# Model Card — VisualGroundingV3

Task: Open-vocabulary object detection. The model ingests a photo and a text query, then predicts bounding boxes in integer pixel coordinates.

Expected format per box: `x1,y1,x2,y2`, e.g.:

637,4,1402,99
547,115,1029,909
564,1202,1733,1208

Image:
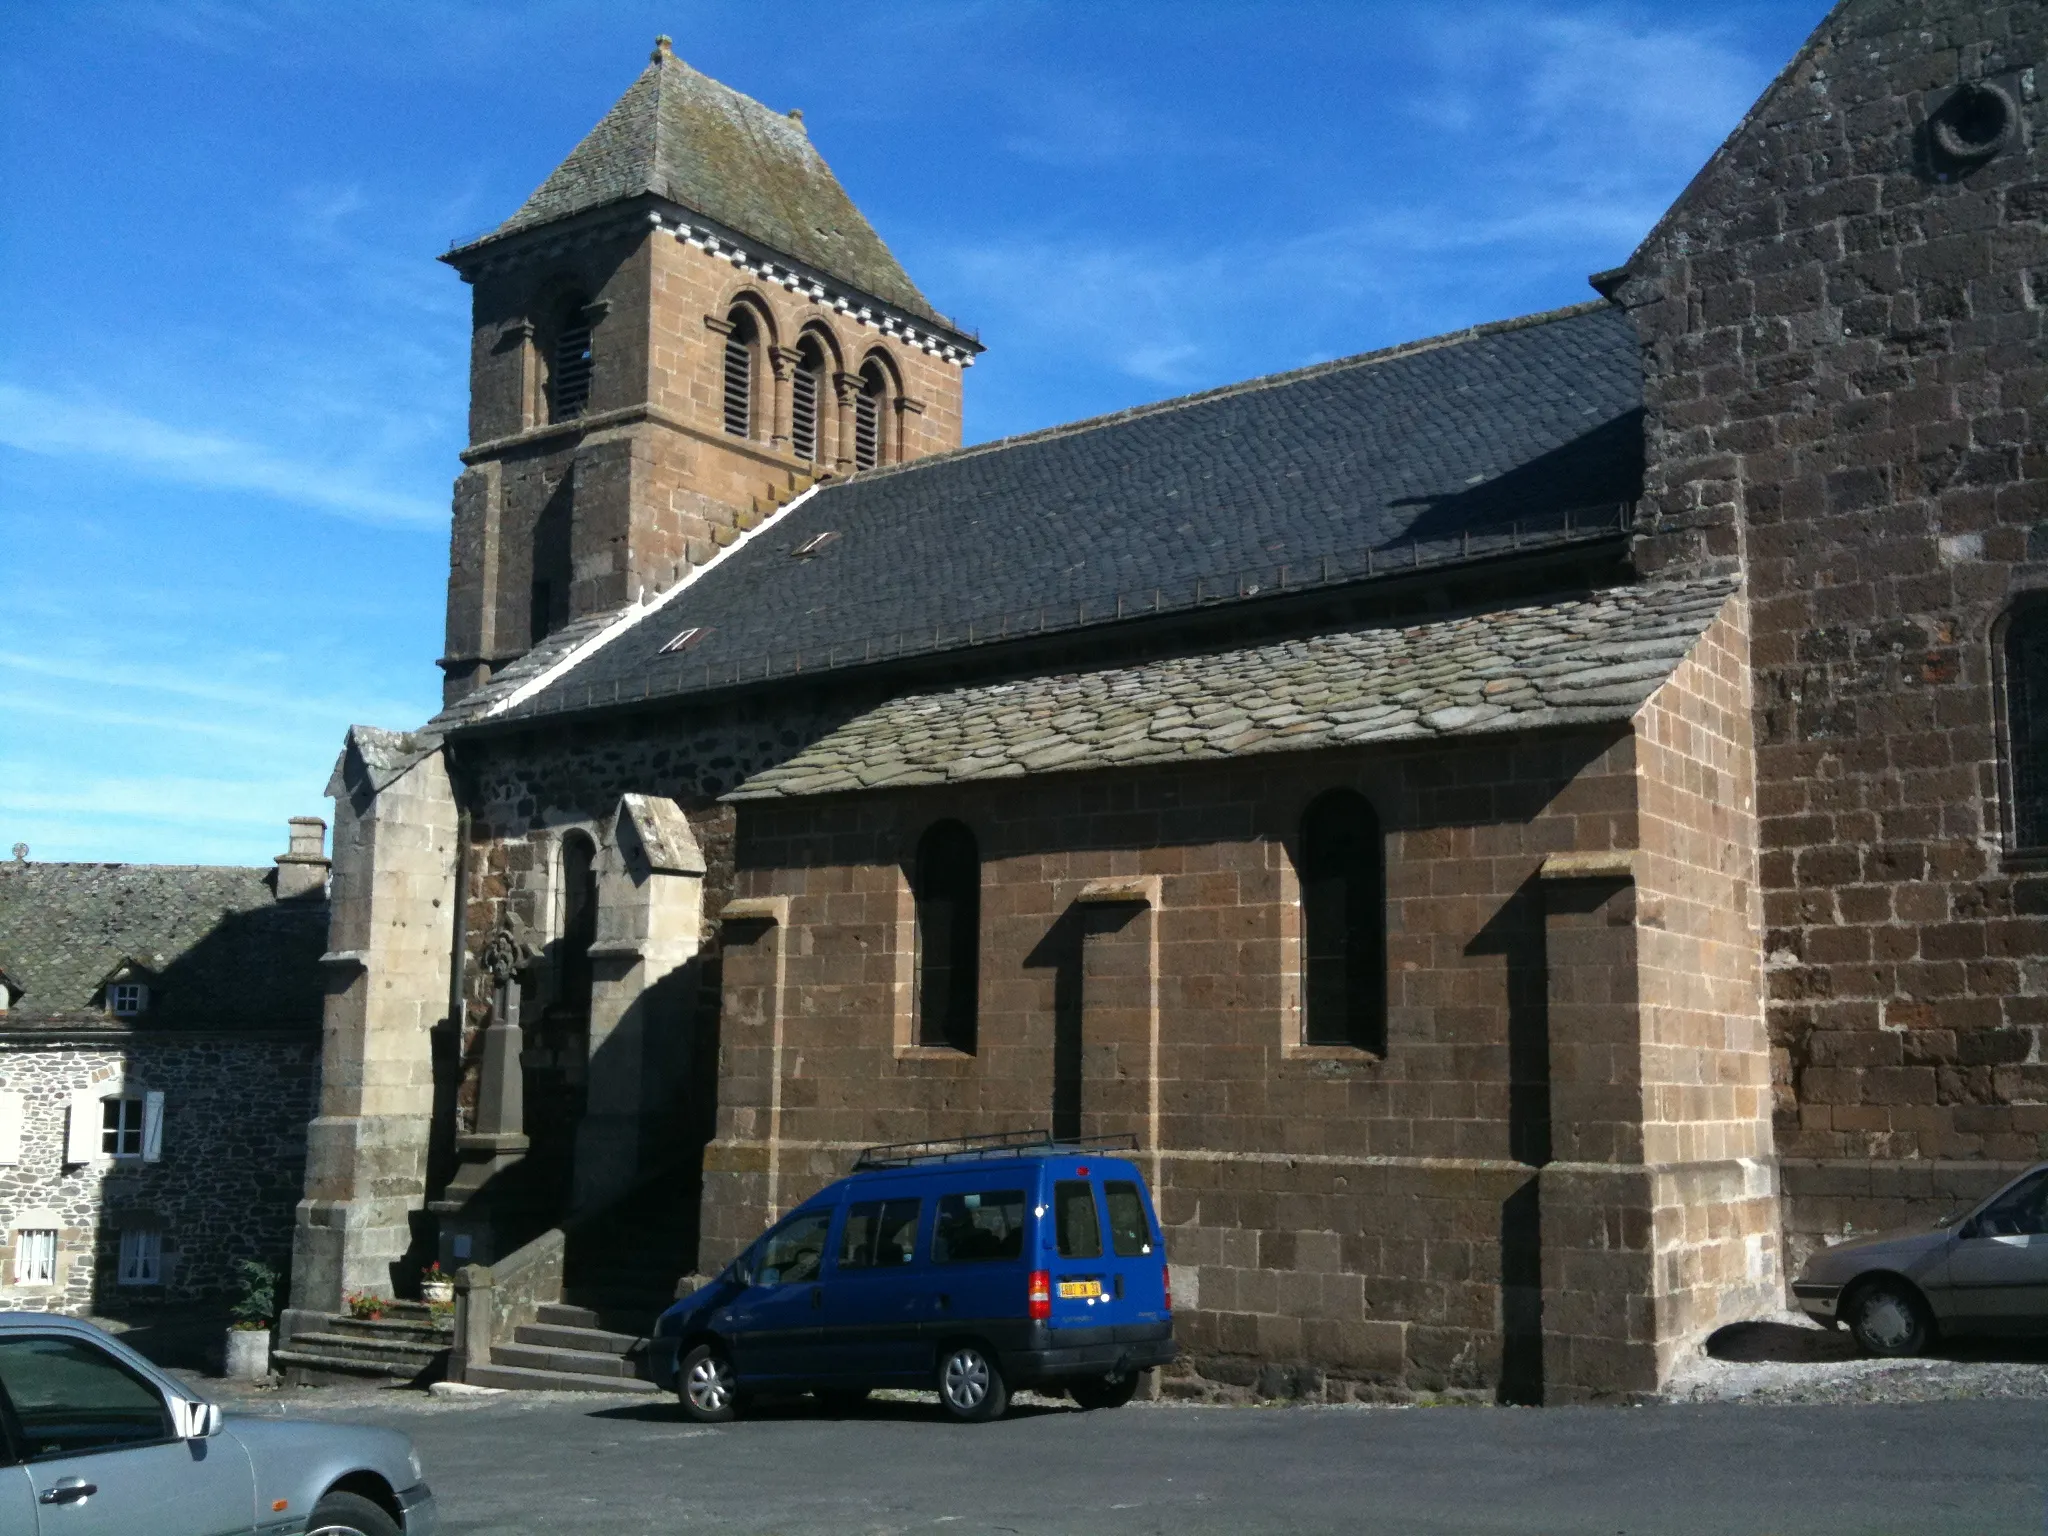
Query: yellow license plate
1057,1279,1102,1299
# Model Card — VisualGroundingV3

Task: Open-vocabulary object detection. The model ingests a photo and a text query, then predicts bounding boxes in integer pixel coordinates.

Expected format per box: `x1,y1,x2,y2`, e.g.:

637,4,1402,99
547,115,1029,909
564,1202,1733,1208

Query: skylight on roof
792,531,839,558
660,626,711,654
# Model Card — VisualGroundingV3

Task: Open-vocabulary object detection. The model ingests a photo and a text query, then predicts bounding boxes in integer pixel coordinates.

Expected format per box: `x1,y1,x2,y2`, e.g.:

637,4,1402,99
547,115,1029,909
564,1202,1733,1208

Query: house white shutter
0,1093,21,1165
65,1092,100,1165
141,1092,164,1163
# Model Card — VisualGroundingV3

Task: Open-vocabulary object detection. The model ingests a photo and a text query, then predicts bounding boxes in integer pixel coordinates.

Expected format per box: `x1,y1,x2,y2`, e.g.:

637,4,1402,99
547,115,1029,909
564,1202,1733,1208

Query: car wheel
306,1490,402,1536
813,1387,871,1415
678,1342,740,1423
1069,1373,1140,1410
937,1342,1009,1422
1845,1278,1933,1357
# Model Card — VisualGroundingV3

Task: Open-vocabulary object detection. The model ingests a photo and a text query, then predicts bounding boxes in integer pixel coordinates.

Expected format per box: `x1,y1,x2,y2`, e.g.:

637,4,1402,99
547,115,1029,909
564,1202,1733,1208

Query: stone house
0,825,328,1311
288,0,2045,1403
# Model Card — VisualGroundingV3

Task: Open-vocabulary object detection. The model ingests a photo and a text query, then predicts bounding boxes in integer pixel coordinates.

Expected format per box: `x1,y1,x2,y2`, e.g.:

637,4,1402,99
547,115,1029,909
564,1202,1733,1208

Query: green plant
344,1289,386,1321
229,1260,277,1331
421,1261,445,1284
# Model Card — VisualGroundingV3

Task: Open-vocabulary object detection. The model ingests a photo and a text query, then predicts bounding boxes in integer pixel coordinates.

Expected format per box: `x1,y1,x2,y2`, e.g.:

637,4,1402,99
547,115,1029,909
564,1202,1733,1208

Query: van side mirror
172,1398,223,1438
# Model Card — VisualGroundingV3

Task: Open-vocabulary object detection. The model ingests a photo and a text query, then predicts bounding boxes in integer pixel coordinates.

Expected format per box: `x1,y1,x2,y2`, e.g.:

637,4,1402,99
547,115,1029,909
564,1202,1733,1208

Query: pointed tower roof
481,38,942,326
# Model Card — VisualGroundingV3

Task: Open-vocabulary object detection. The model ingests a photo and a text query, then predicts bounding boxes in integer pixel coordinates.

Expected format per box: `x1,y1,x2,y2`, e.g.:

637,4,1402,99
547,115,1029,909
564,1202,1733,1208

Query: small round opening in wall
1931,81,2015,163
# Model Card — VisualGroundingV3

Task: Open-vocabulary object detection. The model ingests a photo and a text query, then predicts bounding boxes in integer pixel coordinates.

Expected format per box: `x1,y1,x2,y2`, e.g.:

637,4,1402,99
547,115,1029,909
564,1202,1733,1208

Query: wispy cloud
0,382,443,526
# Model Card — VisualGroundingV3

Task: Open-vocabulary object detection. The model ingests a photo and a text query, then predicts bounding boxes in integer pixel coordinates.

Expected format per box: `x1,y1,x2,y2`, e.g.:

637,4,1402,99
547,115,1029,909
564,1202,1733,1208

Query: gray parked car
1794,1161,2048,1355
0,1311,434,1534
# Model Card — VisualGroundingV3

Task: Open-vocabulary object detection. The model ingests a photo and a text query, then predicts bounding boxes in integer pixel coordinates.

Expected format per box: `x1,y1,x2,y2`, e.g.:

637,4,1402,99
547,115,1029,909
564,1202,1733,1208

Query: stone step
287,1331,450,1370
464,1362,660,1395
536,1303,602,1330
514,1322,637,1355
273,1347,440,1387
491,1342,638,1379
324,1315,452,1345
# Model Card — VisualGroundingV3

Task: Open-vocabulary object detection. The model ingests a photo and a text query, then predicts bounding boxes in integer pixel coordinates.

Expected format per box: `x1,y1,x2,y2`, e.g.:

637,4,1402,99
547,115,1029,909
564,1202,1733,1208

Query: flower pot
223,1328,271,1380
421,1280,454,1304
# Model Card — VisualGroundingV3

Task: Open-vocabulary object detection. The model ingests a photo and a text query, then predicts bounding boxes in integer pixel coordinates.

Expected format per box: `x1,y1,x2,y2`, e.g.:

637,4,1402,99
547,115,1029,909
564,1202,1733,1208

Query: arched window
913,820,979,1051
2007,603,2048,850
791,336,827,464
1299,789,1386,1053
723,308,758,439
556,831,598,1014
548,295,594,422
854,358,889,470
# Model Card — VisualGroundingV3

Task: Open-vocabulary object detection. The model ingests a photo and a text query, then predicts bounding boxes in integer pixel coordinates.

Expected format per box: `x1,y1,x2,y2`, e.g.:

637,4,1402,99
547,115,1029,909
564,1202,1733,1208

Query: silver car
1794,1161,2048,1355
0,1312,434,1534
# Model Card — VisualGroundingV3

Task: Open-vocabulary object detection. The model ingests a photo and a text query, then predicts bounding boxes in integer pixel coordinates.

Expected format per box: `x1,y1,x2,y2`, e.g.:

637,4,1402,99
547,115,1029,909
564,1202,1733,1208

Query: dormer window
108,982,147,1018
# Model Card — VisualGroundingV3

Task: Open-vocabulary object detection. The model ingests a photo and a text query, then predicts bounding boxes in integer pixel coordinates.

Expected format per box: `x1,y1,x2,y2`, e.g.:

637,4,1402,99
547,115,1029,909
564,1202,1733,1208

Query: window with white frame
117,1229,162,1287
15,1230,55,1286
102,1097,144,1158
108,982,146,1017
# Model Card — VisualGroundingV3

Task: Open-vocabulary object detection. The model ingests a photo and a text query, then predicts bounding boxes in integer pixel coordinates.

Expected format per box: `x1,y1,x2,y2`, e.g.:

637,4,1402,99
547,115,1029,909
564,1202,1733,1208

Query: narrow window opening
1299,789,1387,1053
854,360,887,470
2007,603,2048,850
723,310,757,438
913,820,980,1051
101,1097,143,1158
549,299,594,422
791,338,825,462
117,1229,162,1287
15,1230,55,1286
557,832,598,1017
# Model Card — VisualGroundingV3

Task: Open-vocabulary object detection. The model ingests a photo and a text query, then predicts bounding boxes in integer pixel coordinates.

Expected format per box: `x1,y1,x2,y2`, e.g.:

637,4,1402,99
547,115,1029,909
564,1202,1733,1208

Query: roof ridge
833,300,1616,490
0,861,269,875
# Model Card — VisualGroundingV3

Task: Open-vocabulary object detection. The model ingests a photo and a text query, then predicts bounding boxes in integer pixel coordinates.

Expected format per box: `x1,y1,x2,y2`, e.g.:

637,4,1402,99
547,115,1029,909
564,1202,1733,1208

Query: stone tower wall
1615,0,2048,1270
441,220,967,705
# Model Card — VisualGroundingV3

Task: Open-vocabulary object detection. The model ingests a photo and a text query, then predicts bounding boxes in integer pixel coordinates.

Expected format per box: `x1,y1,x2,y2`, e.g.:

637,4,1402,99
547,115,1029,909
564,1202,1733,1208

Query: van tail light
1163,1264,1172,1313
1028,1270,1051,1322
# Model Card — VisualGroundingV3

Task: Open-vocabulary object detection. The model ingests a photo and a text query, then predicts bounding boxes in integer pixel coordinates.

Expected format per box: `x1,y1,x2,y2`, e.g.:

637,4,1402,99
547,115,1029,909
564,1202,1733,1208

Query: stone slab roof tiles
727,574,1737,800
481,42,941,326
459,302,1645,730
0,862,327,1030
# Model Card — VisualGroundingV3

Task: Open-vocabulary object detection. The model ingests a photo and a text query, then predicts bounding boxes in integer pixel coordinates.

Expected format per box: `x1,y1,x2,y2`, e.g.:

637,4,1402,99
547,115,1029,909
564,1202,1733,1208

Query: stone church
284,0,2046,1402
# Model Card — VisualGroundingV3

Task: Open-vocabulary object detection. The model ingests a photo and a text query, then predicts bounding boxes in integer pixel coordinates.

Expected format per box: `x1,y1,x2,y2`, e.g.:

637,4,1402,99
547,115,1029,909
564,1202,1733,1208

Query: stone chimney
274,816,331,901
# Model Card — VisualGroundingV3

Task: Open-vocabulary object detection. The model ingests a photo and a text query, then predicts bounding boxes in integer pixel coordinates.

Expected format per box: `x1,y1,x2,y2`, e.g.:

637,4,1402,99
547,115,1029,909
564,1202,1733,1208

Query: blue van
648,1132,1175,1422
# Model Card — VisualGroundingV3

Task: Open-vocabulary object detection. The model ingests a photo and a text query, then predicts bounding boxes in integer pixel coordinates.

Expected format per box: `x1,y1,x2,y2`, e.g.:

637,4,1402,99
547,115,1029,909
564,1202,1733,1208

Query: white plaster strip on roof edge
484,482,826,719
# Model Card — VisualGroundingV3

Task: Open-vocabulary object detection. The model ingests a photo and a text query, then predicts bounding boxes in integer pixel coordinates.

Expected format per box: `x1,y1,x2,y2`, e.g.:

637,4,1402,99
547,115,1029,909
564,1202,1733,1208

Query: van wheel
679,1343,740,1423
1070,1373,1139,1410
306,1490,401,1536
1844,1278,1934,1357
937,1343,1009,1422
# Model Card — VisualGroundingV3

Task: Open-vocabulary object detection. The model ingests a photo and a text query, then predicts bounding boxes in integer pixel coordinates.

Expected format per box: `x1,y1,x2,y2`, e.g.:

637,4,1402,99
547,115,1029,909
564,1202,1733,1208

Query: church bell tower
436,37,982,705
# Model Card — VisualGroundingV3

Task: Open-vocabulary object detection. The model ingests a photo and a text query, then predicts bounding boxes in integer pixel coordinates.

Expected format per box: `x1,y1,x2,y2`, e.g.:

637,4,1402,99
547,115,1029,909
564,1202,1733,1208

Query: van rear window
932,1191,1025,1263
1055,1181,1102,1259
1105,1180,1153,1257
840,1199,921,1269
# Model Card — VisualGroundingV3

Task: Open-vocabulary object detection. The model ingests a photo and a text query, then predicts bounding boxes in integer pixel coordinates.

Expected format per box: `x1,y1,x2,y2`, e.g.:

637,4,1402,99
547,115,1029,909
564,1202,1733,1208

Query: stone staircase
459,1170,698,1393
276,1302,452,1387
462,1302,659,1394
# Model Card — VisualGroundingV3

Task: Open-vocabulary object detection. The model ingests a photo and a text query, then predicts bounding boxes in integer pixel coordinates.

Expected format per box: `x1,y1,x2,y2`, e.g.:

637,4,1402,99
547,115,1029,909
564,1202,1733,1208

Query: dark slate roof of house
728,574,1736,799
0,862,326,1030
475,42,942,327
442,301,1644,732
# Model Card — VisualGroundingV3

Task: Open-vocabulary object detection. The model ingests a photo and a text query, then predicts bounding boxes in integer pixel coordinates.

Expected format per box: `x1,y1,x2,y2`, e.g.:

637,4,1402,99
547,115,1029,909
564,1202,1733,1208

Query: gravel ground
1666,1310,2048,1406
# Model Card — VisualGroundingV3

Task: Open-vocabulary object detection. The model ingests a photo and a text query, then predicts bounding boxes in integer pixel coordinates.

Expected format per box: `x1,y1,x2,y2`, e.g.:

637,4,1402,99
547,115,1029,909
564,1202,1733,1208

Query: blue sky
0,0,1830,866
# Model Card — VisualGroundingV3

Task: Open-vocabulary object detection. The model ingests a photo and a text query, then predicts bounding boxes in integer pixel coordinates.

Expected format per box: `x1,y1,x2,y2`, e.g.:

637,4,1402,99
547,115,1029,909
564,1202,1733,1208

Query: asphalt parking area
208,1377,2048,1536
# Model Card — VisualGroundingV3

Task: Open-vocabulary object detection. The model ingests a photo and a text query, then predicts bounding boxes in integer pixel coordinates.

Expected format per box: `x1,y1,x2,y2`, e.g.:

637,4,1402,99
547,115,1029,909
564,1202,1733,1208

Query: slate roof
729,575,1735,800
0,863,326,1030
443,302,1644,732
475,42,943,327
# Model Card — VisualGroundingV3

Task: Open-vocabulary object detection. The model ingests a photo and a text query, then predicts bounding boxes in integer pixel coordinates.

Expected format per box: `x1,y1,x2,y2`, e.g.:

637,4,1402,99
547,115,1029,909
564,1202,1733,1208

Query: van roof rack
852,1129,1139,1170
